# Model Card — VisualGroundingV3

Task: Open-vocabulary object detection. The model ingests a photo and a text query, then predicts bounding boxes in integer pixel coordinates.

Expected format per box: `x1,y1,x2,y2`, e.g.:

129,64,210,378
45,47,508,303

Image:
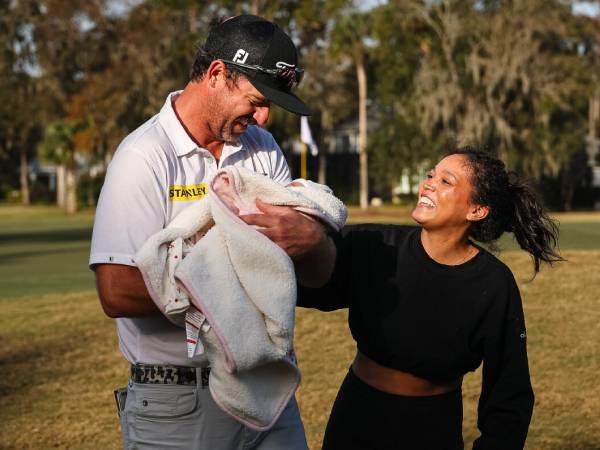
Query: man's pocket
132,383,198,419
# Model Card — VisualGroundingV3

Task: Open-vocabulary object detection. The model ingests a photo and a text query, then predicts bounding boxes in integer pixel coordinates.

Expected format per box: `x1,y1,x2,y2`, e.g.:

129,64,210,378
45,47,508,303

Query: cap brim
247,75,311,116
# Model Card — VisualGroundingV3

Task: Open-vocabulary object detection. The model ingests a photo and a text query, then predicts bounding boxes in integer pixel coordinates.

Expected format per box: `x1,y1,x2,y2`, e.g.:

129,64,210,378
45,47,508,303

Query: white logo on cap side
233,49,249,64
275,61,294,69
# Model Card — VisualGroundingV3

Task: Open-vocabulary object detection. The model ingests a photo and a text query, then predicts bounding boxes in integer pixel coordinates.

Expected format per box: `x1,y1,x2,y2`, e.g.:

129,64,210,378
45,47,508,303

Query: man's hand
240,199,336,287
240,199,328,259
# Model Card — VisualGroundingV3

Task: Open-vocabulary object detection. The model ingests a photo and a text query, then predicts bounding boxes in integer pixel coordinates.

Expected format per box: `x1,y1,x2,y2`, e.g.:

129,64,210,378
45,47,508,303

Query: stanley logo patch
169,183,208,202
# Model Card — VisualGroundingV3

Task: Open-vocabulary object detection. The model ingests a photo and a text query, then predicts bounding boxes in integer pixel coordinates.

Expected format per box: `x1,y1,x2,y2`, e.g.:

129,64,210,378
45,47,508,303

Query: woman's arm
296,229,353,311
473,275,534,450
294,233,336,288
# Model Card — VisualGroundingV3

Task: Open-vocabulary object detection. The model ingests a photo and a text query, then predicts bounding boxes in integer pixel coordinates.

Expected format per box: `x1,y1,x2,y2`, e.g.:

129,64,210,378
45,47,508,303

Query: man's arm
90,146,168,319
95,264,161,318
240,199,336,287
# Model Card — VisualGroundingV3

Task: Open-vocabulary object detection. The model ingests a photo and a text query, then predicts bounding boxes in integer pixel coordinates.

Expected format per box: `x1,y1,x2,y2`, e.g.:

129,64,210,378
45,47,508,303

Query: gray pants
118,378,309,450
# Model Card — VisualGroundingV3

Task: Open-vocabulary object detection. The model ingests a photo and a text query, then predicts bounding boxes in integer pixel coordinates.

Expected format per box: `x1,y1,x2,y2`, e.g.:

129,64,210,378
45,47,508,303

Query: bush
3,189,21,203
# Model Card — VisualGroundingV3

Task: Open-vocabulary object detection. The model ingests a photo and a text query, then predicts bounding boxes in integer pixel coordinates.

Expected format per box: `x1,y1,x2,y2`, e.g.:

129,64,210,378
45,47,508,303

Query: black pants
322,368,464,450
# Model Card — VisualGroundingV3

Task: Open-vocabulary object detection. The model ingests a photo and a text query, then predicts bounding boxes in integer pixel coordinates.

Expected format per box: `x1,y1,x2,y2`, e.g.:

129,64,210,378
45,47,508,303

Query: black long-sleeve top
297,224,534,450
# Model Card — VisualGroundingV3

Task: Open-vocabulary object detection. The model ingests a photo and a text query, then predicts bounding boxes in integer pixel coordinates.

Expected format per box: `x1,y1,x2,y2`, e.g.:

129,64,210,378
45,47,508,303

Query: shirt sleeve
89,147,167,268
242,126,291,184
266,132,291,184
296,231,351,311
473,273,534,450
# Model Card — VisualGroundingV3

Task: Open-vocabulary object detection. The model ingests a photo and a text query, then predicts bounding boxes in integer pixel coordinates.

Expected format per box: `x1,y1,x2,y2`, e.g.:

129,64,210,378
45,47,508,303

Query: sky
572,1,600,16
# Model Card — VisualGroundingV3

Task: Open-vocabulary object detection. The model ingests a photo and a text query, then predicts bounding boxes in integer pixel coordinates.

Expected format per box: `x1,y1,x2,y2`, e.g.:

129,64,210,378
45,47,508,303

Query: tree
330,7,374,209
409,0,585,176
37,120,79,213
367,0,434,198
0,0,44,204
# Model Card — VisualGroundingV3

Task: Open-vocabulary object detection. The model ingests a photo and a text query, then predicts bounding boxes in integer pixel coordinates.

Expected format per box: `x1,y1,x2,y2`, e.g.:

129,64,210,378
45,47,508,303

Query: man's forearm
95,264,161,318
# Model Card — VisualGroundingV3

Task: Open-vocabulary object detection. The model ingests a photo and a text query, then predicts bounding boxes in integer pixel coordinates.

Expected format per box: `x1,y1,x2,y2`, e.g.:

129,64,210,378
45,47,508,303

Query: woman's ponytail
508,178,562,273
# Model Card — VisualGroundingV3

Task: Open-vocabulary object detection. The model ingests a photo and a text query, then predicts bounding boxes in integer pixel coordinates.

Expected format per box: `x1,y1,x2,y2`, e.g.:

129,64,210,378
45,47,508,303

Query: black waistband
130,363,210,387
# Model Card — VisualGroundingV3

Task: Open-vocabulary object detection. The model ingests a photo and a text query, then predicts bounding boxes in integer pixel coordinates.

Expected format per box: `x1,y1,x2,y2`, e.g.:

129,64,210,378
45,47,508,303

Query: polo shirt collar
159,90,245,159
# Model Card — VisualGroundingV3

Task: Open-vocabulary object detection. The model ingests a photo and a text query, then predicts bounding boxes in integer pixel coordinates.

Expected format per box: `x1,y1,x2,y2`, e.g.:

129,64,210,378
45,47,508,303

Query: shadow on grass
0,312,107,404
0,347,47,400
0,247,90,266
0,227,92,244
555,441,600,450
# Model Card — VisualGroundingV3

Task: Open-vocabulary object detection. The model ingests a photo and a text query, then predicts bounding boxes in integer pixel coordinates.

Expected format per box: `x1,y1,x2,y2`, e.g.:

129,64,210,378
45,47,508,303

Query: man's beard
219,116,255,145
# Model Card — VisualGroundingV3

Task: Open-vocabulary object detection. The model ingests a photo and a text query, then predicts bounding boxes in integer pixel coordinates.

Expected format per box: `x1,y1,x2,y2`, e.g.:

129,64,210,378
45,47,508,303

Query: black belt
131,363,210,387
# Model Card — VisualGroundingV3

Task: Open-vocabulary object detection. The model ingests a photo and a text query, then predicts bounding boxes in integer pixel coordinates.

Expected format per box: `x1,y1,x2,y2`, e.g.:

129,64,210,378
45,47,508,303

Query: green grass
347,206,600,251
0,206,96,298
1,205,598,298
1,205,599,449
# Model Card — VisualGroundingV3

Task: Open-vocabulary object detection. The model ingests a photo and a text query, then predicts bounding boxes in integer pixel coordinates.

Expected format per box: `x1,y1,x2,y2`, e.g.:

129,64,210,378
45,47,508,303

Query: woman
297,148,561,450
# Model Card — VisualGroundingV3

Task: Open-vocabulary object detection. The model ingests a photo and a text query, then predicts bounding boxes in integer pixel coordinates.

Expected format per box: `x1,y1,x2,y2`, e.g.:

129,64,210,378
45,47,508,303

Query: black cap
205,15,311,116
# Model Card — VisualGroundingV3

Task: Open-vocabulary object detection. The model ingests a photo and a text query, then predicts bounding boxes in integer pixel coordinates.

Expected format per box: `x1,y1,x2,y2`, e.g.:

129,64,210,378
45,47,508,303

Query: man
90,15,328,450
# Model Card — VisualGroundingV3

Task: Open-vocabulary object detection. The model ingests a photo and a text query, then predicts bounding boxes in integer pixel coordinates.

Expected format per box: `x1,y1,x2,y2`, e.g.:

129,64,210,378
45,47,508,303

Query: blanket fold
135,166,347,430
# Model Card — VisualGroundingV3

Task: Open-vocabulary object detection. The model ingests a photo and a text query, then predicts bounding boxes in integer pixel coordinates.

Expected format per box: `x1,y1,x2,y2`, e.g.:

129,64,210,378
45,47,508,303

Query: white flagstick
300,116,318,156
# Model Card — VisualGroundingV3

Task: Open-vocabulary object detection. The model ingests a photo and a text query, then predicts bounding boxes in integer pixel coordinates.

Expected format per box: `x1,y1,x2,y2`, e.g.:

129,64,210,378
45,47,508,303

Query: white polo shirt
90,91,291,366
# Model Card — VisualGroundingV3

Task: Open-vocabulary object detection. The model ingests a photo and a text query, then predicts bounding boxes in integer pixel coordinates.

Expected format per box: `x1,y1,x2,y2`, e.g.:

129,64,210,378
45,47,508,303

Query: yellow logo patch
169,183,209,202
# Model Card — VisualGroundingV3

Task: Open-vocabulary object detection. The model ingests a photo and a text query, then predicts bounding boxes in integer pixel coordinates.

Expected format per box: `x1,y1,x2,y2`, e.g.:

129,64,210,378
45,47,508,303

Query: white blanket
135,166,347,430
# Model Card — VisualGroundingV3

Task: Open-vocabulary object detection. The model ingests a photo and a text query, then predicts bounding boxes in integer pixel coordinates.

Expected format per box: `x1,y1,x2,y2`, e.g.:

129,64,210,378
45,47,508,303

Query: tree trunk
562,181,574,212
497,145,508,166
356,48,369,210
318,110,330,185
56,164,66,208
318,148,327,185
65,164,77,214
19,147,30,206
188,5,197,34
587,91,600,167
86,169,95,207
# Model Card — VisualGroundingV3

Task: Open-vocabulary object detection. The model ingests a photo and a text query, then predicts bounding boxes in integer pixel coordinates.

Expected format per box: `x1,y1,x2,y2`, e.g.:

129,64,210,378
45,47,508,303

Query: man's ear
467,204,489,222
206,60,227,87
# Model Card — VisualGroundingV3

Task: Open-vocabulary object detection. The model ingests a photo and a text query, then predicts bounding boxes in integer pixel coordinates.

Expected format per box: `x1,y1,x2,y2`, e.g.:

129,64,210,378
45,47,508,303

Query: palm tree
331,10,372,209
38,121,79,214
